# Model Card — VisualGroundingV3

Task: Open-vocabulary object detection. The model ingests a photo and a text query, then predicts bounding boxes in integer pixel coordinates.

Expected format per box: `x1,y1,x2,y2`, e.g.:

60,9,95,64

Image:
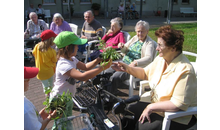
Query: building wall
24,0,197,18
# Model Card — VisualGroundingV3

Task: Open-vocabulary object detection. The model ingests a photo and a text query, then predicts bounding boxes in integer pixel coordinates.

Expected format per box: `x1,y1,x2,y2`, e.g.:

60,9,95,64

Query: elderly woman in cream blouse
112,25,197,130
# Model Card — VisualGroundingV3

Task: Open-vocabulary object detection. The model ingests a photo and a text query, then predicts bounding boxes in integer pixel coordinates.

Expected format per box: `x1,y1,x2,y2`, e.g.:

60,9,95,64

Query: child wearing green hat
50,31,112,129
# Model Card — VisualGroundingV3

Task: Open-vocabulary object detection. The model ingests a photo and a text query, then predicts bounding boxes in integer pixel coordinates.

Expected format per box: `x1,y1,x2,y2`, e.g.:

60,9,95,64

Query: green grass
128,23,197,62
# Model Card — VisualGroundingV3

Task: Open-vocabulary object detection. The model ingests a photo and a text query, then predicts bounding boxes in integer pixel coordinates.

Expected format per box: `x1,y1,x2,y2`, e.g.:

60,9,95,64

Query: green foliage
98,38,121,65
43,88,72,120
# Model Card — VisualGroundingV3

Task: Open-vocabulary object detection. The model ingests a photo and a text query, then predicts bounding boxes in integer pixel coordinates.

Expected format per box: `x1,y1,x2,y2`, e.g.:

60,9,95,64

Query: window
63,0,74,4
43,0,56,5
182,0,189,4
63,0,74,5
80,0,91,4
80,0,91,3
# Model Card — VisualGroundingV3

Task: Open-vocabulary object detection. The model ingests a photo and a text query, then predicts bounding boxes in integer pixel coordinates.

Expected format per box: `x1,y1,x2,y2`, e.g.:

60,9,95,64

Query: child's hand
101,59,112,70
96,57,103,63
39,107,57,120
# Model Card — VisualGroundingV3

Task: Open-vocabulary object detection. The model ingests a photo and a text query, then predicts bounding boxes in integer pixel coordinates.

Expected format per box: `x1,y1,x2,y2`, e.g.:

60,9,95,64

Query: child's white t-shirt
50,56,79,98
24,96,43,130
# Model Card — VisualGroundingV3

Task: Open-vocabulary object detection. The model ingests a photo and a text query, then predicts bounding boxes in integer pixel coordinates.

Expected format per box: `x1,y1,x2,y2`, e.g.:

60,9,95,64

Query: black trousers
122,101,197,130
37,14,45,20
104,67,130,93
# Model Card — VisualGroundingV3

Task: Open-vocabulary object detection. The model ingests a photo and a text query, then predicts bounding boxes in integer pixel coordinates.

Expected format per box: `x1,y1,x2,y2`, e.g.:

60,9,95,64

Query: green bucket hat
54,31,87,49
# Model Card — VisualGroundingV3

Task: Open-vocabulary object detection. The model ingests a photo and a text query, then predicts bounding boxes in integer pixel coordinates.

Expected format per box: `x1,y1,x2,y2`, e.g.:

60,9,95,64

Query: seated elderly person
90,17,125,60
36,4,45,20
25,12,48,38
81,10,103,41
112,25,197,130
130,2,139,19
50,13,72,34
24,12,48,48
101,17,125,51
104,20,157,94
78,10,103,54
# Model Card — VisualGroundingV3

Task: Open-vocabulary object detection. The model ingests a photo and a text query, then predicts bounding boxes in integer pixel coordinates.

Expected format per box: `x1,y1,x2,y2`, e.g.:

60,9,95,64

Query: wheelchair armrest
87,40,100,46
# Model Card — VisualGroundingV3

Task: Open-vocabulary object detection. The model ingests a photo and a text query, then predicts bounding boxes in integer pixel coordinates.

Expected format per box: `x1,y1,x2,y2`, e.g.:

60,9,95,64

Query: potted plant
91,3,101,16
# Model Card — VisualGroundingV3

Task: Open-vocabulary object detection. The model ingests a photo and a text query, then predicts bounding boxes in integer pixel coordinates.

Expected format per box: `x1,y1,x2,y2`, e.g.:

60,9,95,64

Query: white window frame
43,0,56,5
80,0,92,4
63,0,74,5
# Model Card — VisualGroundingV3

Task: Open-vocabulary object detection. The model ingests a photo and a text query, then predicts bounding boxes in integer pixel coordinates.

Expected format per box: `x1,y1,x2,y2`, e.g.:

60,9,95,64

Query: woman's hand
118,43,124,49
106,29,113,35
139,104,153,123
111,62,128,72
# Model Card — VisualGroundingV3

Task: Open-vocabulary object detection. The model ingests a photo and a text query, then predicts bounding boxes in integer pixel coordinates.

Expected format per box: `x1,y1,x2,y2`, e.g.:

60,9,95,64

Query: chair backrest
46,23,49,28
69,23,78,35
153,41,158,59
183,51,197,75
44,10,51,17
121,31,131,43
102,26,106,36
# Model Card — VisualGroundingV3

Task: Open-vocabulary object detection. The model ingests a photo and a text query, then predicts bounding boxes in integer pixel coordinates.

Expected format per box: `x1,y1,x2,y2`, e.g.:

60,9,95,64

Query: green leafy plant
43,88,72,120
98,38,122,65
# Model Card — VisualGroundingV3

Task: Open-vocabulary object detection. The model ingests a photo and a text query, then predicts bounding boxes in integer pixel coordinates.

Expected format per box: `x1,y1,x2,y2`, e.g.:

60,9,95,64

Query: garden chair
162,106,197,130
128,40,158,97
113,30,131,58
121,31,130,42
46,23,49,28
69,23,78,36
44,10,51,23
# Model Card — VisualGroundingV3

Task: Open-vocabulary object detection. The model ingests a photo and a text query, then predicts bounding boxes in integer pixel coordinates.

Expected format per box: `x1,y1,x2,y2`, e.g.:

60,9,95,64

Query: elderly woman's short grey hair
53,13,64,21
135,20,150,31
29,12,37,18
110,17,123,30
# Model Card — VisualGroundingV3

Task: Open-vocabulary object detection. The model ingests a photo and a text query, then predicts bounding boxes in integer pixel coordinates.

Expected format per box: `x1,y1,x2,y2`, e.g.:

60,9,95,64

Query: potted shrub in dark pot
91,3,101,16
